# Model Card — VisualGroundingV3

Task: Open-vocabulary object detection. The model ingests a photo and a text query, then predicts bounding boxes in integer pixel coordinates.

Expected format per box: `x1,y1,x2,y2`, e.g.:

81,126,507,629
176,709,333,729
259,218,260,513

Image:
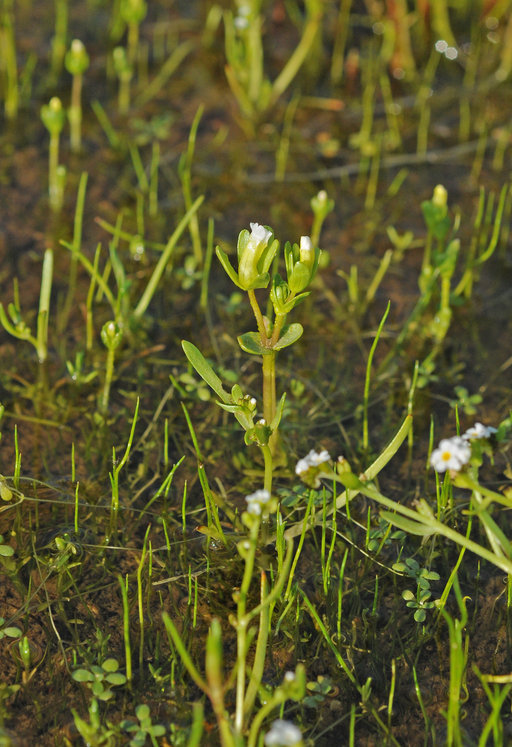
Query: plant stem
247,289,267,341
235,519,259,736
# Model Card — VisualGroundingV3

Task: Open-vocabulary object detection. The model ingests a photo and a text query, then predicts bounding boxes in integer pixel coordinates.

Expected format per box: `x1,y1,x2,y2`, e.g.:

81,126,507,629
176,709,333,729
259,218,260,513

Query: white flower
299,235,313,263
463,422,497,441
295,458,310,476
295,449,331,475
264,720,302,747
284,671,295,682
245,489,271,515
249,222,272,249
430,437,471,473
308,449,330,466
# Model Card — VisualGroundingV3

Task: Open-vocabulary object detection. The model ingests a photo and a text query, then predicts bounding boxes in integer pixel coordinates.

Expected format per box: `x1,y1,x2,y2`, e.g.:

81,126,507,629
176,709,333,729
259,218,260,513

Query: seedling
65,39,89,153
41,97,66,211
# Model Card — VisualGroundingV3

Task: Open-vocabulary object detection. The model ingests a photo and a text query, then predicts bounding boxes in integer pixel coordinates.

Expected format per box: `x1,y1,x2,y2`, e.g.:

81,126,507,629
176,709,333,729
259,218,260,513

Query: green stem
247,289,267,341
100,347,115,414
261,444,273,495
243,572,269,720
270,311,286,347
69,72,83,153
235,519,259,736
49,132,60,210
262,352,276,425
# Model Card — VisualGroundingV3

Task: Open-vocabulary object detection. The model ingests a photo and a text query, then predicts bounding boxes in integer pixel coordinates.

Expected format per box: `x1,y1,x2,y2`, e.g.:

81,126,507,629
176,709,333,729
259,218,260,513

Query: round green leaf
237,331,268,355
136,704,150,720
106,672,127,686
102,658,119,672
273,322,303,351
0,545,14,557
72,669,95,682
414,608,427,623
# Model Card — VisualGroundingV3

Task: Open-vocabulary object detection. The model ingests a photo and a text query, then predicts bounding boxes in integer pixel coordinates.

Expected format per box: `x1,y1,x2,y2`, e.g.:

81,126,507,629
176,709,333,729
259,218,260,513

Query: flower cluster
264,719,302,747
430,422,496,473
295,449,331,487
245,489,271,516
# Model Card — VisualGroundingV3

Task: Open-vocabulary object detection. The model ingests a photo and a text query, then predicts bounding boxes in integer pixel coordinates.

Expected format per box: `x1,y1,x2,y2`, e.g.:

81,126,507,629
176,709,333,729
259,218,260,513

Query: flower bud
238,223,273,289
41,97,66,136
101,321,123,351
432,184,448,209
120,0,147,24
65,39,90,76
299,236,314,268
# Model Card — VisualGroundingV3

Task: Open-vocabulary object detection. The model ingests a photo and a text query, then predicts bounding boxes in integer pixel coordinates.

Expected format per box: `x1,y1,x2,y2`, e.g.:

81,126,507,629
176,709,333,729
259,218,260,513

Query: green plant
120,704,166,746
65,39,89,153
40,97,66,211
0,249,54,364
223,0,324,125
72,658,127,701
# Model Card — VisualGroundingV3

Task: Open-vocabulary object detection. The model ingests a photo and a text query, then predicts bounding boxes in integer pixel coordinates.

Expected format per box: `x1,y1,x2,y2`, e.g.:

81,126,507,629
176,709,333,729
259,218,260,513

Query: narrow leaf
182,341,230,403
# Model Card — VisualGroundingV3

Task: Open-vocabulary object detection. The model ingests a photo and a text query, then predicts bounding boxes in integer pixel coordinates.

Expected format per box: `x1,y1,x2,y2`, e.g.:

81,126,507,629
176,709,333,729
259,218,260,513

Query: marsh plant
2,2,512,745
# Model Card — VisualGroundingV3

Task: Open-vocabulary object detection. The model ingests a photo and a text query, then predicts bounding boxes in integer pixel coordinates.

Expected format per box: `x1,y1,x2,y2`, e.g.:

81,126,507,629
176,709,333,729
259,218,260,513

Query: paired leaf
274,322,303,350
237,331,269,356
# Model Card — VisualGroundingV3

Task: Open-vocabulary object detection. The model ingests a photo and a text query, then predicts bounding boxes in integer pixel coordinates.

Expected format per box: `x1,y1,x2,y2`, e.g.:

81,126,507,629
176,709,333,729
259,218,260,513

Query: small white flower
249,222,272,248
295,458,310,476
308,449,330,466
264,719,302,747
299,235,313,263
246,501,262,516
284,671,295,682
463,422,497,441
430,436,471,473
295,449,331,474
245,489,271,515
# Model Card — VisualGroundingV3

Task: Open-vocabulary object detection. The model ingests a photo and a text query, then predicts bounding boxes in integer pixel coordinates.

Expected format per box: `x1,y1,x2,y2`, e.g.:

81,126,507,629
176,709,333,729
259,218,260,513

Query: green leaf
402,590,415,601
237,331,268,356
72,669,95,682
102,658,119,672
270,392,286,432
380,511,435,536
0,544,14,557
136,704,150,720
414,608,427,623
3,626,22,638
215,247,242,289
105,672,127,685
273,323,303,350
182,341,230,403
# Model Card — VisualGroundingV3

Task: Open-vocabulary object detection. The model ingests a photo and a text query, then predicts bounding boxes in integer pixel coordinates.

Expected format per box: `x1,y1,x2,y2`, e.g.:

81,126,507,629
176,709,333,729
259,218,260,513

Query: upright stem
262,352,276,425
70,73,83,153
261,444,273,495
248,289,267,341
235,520,259,736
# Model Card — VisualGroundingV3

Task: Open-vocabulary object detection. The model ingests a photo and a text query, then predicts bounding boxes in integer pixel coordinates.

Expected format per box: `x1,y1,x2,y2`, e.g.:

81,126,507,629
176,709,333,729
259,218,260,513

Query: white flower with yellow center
463,422,497,441
430,436,471,473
